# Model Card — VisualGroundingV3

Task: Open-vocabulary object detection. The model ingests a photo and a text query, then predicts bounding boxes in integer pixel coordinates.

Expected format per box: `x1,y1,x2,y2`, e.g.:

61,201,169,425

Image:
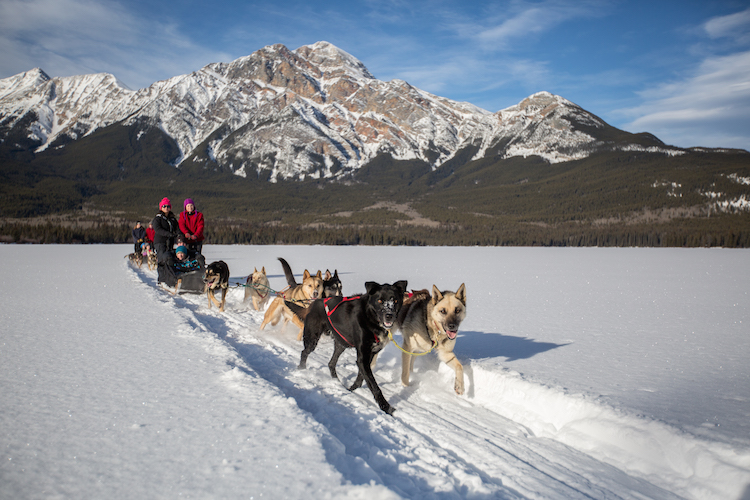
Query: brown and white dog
396,284,467,395
244,266,271,311
203,260,230,312
146,249,158,271
126,252,144,268
259,258,323,337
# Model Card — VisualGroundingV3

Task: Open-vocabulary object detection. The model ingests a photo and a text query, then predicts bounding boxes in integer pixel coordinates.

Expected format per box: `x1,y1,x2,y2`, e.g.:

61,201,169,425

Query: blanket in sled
158,251,206,293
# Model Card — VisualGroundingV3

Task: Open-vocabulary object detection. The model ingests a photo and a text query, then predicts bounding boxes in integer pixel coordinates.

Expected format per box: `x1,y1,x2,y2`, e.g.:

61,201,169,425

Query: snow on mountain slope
0,42,684,181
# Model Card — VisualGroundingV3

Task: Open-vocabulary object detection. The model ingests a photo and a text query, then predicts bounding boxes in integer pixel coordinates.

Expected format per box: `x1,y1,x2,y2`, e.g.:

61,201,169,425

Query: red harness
324,295,382,346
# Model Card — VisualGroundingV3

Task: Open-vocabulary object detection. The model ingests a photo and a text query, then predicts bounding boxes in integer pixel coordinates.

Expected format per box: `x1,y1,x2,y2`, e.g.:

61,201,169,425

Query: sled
173,269,206,294
157,254,206,294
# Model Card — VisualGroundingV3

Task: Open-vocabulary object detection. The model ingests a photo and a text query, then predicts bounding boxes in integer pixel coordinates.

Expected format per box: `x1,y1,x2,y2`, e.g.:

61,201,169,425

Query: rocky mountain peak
294,41,376,81
0,42,685,182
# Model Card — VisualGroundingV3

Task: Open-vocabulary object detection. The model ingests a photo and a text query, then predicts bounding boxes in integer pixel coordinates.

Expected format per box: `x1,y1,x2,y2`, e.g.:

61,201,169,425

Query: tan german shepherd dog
260,264,323,338
244,267,271,311
396,284,467,394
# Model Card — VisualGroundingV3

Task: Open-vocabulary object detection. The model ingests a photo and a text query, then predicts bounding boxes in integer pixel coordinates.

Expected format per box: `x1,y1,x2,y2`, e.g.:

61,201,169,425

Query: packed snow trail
132,261,730,500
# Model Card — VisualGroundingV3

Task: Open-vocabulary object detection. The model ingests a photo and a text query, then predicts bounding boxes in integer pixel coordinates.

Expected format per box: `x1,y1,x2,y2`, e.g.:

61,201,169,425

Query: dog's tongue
446,330,458,340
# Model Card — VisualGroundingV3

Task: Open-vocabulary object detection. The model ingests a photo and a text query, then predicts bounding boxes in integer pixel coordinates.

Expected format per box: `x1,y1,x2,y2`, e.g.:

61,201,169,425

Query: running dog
126,252,144,268
203,260,230,312
297,280,408,415
146,249,158,271
244,267,271,311
396,284,467,395
259,258,323,335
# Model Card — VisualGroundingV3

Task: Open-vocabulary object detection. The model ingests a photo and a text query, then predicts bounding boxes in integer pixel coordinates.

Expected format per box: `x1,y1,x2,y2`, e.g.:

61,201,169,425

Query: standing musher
151,197,179,263
178,198,205,254
131,221,146,254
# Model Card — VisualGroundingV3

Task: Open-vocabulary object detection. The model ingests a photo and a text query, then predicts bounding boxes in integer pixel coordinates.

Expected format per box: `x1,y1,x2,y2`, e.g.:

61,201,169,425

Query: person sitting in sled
169,245,204,274
141,241,153,257
157,245,205,288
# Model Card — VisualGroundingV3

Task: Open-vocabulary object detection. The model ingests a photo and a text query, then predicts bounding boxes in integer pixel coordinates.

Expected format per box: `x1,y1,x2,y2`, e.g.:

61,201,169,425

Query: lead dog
244,267,271,311
203,260,230,312
396,284,467,395
296,280,407,415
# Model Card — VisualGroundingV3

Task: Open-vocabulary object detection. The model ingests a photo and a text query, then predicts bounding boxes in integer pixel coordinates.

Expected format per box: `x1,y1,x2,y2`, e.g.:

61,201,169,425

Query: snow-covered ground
1,244,749,499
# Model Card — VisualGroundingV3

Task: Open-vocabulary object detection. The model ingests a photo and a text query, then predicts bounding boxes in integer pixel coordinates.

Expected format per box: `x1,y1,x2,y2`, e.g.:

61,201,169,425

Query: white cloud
0,0,230,89
619,50,750,150
457,0,606,50
704,7,750,44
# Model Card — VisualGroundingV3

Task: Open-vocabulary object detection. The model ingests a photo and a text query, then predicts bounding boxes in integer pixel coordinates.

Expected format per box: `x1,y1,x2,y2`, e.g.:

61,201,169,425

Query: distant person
178,198,205,253
132,221,146,253
141,241,153,257
151,197,179,263
145,221,155,245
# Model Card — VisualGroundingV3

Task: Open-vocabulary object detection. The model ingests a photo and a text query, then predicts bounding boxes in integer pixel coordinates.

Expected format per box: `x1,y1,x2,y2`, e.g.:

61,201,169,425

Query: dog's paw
455,380,465,395
381,403,396,416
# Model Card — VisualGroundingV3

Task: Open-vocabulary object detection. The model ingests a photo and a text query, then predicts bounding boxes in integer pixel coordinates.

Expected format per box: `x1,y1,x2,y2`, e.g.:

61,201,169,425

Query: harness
323,295,377,347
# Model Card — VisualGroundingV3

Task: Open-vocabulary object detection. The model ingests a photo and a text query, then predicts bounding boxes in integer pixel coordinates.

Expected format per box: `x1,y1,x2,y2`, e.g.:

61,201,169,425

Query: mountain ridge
1,41,693,182
1,41,749,247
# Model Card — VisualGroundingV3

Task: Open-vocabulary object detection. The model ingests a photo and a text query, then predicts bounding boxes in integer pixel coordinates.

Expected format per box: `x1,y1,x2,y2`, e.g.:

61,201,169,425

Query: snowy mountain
0,41,682,182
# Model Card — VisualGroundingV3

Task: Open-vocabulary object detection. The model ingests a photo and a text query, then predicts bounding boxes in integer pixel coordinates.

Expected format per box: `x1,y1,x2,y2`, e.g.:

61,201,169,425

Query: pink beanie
159,197,171,208
184,198,195,208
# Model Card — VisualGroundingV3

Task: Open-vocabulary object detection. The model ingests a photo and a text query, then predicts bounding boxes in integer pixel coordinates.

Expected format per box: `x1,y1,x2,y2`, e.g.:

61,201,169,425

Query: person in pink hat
178,198,205,253
151,197,179,264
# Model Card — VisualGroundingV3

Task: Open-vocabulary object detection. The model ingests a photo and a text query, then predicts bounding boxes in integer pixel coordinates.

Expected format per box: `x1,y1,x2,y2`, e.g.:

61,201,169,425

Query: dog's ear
431,284,444,304
365,281,379,294
261,266,266,274
315,270,322,279
254,267,258,272
303,269,311,279
333,269,339,278
324,270,332,280
393,280,408,296
456,283,467,305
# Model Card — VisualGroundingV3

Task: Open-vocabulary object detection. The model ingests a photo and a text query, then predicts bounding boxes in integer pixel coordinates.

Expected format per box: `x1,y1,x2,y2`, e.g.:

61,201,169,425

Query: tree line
2,215,748,247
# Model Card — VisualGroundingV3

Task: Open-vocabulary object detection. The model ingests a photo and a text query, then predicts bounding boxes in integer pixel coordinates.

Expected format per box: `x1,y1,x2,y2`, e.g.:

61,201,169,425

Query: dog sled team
128,196,468,416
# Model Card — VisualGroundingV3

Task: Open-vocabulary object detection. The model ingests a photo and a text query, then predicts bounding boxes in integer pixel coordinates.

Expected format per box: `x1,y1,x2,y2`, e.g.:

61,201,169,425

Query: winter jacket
132,226,147,245
152,211,179,256
178,210,205,243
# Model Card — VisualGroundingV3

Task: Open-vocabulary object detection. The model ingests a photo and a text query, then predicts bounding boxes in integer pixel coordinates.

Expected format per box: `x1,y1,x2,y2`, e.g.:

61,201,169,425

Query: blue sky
1,0,749,150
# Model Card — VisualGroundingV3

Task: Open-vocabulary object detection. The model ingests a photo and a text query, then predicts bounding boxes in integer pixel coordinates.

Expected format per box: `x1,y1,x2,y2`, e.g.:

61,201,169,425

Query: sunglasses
161,204,171,208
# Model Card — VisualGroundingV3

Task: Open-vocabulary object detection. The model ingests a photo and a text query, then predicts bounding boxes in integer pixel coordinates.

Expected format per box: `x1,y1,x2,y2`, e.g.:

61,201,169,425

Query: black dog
296,280,407,415
203,260,230,312
322,269,342,298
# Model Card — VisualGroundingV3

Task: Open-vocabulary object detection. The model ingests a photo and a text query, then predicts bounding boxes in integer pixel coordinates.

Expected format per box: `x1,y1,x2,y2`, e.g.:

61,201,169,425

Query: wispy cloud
615,8,750,149
704,7,750,44
619,50,750,149
451,0,607,50
0,0,230,89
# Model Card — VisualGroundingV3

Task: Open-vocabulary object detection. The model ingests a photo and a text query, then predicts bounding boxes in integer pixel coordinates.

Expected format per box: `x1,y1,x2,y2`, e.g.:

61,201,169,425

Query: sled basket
174,269,205,294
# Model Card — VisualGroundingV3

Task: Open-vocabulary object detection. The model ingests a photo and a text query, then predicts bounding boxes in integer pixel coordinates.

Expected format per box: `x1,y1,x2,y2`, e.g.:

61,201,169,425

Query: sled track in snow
131,265,691,499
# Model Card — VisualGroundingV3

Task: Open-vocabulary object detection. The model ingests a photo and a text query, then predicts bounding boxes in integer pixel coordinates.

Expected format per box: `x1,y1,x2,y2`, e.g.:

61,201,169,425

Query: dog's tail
284,299,311,322
278,257,297,287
